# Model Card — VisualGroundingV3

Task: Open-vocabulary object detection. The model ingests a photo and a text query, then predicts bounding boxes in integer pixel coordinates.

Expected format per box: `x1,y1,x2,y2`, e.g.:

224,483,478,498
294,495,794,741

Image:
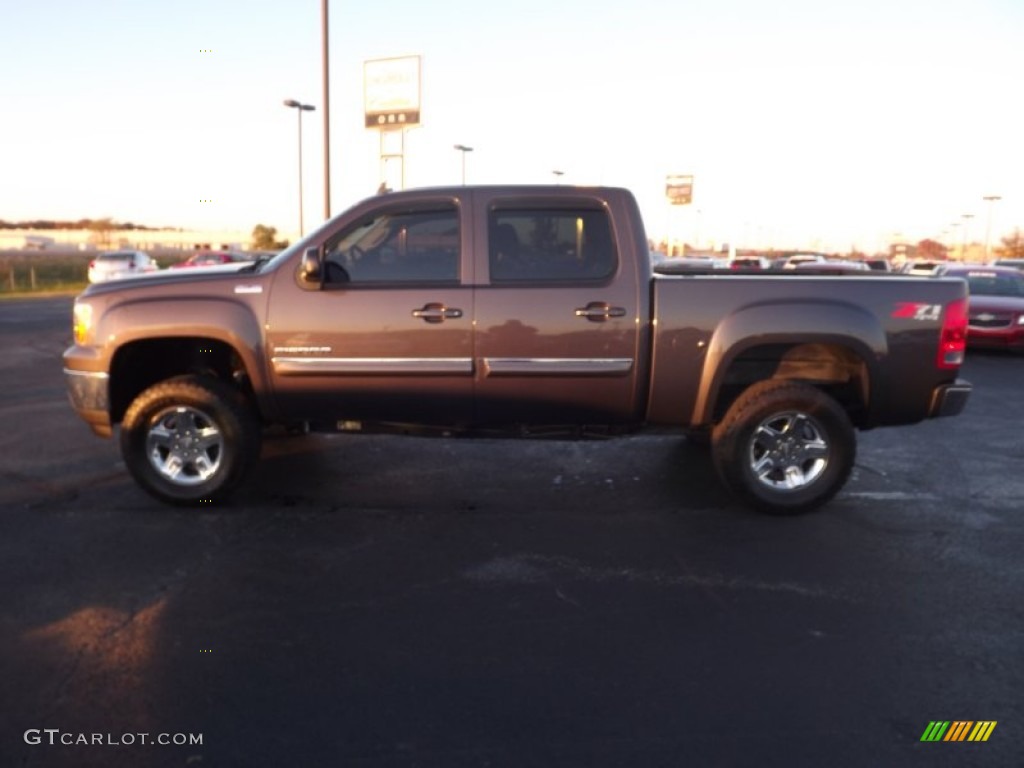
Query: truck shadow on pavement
239,431,736,515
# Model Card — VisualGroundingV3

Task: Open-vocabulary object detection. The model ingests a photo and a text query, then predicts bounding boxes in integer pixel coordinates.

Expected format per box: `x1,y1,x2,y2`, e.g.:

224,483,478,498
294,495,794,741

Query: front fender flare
98,297,272,414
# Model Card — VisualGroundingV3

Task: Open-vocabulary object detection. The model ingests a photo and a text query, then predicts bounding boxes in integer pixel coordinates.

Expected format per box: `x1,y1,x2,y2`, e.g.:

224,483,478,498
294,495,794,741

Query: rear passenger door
472,194,643,425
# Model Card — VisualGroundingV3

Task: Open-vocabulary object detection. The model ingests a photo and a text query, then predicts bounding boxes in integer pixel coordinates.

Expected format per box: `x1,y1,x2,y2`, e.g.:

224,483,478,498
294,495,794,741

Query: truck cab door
265,198,474,427
473,197,644,426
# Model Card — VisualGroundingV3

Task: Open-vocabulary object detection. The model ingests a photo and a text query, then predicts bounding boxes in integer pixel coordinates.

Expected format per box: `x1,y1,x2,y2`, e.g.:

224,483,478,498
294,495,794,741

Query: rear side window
489,208,616,283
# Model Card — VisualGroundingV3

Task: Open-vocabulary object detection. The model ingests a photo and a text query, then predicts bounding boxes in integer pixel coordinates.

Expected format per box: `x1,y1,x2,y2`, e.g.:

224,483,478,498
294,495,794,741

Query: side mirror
300,247,322,282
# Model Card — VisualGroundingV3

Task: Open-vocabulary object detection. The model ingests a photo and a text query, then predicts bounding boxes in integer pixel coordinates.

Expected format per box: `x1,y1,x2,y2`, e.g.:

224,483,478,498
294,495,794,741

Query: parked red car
728,256,771,270
941,265,1024,351
170,251,251,269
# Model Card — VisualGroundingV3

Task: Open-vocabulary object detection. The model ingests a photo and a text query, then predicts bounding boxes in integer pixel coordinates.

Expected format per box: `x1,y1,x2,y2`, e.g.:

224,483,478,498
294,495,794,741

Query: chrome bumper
63,368,112,437
929,379,971,418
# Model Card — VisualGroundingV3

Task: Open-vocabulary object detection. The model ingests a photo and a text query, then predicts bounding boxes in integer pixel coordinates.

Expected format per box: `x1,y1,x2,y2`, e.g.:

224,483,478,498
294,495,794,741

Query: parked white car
902,260,946,277
87,251,158,283
793,259,870,273
782,253,827,269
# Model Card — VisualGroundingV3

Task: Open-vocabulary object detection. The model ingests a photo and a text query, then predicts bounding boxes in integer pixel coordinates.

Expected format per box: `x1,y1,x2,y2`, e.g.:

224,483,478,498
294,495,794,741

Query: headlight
1017,314,1024,326
73,302,93,345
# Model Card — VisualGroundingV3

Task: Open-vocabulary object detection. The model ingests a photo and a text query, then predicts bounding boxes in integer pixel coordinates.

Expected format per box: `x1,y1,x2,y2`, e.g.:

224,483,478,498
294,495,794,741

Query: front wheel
120,375,260,505
711,380,855,515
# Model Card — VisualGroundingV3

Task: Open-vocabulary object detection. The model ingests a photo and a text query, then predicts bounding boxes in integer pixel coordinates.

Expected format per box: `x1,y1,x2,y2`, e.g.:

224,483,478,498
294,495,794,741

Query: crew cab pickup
63,186,972,513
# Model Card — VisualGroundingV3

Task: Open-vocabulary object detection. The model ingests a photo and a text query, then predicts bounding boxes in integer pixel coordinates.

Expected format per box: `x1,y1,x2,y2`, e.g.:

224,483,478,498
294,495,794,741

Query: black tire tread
120,375,260,505
710,380,855,515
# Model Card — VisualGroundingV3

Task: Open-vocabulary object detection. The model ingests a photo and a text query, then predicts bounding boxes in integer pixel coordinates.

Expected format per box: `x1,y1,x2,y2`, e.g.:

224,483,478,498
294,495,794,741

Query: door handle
574,302,627,322
412,303,463,323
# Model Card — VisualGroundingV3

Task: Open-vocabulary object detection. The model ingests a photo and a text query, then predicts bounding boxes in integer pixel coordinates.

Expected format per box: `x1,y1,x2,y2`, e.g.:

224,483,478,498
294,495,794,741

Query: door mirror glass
300,247,322,282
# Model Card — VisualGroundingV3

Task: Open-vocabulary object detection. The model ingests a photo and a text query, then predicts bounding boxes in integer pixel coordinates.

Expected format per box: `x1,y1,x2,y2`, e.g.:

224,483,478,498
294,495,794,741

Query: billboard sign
666,174,694,205
364,56,421,128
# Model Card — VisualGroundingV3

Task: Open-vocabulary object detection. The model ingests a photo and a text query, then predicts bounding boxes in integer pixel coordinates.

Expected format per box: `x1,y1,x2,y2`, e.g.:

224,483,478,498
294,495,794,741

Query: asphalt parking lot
1,295,1021,767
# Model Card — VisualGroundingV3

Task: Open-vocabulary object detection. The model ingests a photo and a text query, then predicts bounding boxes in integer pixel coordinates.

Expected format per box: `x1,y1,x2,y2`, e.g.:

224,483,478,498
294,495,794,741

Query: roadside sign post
364,56,422,192
665,174,694,257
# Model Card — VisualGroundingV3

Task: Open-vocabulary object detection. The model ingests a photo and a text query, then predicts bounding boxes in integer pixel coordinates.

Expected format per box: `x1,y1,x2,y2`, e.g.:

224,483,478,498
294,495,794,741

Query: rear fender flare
692,300,886,426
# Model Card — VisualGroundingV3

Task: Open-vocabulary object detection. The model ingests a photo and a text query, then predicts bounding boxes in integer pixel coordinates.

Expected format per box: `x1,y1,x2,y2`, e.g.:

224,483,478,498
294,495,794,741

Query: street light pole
960,213,974,262
983,195,1002,262
284,99,315,237
949,222,960,260
454,144,473,185
321,0,331,221
552,170,564,184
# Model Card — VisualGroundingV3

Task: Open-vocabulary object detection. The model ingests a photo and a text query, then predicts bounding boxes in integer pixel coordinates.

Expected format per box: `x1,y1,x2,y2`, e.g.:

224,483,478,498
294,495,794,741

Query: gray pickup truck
63,186,971,513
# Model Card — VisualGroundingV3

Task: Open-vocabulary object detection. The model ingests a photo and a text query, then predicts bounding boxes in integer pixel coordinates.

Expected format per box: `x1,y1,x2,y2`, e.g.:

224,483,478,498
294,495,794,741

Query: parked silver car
87,250,158,283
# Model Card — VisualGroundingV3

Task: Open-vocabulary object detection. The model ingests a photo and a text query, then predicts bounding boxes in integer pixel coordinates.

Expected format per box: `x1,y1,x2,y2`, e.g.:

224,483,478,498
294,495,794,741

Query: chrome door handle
412,303,463,323
574,302,627,321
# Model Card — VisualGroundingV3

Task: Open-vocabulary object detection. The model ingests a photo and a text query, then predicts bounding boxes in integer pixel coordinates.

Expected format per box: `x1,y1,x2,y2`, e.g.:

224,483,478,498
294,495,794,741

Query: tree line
998,229,1024,258
0,218,168,232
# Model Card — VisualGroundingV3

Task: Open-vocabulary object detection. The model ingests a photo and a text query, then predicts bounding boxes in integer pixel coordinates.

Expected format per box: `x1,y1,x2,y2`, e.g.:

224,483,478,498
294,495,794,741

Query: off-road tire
711,380,855,515
120,375,260,505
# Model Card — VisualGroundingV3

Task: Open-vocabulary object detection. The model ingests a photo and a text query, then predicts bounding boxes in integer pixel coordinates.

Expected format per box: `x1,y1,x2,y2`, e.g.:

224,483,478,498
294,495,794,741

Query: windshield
963,271,1024,297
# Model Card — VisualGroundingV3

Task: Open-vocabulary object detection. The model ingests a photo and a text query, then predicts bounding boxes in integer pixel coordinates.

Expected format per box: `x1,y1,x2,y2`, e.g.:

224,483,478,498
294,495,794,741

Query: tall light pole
552,170,564,184
321,0,330,221
983,195,1002,262
454,144,473,185
284,99,315,236
960,213,974,262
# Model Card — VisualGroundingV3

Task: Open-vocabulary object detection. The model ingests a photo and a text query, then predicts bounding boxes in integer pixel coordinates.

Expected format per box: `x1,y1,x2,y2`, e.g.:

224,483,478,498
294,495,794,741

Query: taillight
937,297,968,369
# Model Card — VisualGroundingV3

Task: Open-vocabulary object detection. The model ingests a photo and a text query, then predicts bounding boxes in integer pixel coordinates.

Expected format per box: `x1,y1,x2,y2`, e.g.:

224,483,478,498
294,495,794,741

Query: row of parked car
651,251,1024,353
87,250,254,283
652,252,889,273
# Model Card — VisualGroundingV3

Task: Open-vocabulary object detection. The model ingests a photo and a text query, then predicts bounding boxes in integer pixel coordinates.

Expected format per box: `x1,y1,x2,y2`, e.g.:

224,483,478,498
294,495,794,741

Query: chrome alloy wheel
145,405,224,486
747,411,829,491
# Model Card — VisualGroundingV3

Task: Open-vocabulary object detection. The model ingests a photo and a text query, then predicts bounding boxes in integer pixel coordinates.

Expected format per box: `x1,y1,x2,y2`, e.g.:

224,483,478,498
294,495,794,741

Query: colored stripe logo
921,721,997,742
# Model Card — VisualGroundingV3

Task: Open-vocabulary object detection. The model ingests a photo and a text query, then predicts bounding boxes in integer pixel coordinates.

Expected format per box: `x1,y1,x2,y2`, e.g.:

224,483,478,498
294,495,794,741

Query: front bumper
63,367,112,437
929,378,972,418
966,327,1024,350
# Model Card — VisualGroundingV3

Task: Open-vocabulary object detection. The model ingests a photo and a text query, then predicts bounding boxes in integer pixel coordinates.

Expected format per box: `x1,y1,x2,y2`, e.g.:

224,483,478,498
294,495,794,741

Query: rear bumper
64,368,113,437
929,379,971,418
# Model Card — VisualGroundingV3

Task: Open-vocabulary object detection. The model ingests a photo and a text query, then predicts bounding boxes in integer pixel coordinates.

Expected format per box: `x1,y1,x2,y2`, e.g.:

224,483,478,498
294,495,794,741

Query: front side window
323,206,459,284
489,208,616,283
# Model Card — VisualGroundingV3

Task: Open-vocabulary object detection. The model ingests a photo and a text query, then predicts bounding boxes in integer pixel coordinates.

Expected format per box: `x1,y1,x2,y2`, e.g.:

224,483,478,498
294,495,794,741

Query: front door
266,200,474,427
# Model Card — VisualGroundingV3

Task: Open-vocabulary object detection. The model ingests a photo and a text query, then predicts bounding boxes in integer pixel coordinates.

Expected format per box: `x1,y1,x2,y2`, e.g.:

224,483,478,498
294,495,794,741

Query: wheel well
109,337,254,425
712,343,869,426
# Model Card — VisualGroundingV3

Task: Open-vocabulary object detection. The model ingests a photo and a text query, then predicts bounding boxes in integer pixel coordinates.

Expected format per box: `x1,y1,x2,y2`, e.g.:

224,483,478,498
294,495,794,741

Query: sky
1,0,1022,253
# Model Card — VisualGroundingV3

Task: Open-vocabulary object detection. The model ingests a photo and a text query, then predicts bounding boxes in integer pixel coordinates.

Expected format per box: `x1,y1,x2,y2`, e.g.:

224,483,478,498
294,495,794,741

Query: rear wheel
120,375,260,505
711,380,855,515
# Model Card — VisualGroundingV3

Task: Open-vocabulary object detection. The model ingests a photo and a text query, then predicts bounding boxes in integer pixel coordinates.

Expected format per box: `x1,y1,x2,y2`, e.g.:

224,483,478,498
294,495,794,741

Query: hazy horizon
2,0,1021,253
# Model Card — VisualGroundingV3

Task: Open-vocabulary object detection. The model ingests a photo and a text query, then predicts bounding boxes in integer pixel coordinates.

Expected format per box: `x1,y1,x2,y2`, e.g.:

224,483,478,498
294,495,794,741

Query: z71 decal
892,303,942,321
